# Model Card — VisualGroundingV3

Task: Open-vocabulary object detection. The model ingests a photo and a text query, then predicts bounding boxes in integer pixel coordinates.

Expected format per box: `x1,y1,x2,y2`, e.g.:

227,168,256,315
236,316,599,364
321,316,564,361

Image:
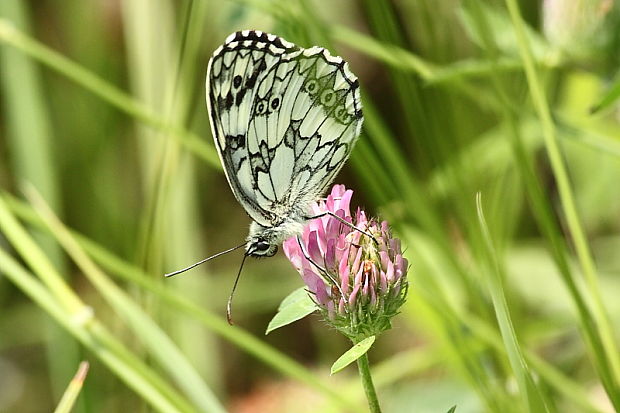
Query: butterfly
166,30,364,321
206,30,363,257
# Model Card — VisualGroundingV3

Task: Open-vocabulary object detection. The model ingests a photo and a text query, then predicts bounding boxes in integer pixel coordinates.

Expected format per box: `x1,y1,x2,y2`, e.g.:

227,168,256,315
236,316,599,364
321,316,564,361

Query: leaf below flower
330,335,376,375
265,287,317,335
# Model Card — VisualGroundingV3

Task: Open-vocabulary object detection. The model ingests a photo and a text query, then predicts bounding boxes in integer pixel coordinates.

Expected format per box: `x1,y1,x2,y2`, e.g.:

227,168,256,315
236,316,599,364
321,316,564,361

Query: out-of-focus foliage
1,0,620,412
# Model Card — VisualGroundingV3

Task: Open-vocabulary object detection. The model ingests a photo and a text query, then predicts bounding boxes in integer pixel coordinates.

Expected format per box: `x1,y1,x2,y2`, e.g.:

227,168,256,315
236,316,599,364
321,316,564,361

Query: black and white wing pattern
206,30,363,227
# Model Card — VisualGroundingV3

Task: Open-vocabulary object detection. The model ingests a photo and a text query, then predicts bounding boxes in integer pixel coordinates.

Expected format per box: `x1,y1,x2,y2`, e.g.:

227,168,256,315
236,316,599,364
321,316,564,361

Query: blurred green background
1,0,620,412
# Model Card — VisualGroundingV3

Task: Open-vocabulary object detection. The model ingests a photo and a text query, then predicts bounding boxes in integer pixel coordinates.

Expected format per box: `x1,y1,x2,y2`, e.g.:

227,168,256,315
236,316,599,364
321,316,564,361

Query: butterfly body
206,30,363,257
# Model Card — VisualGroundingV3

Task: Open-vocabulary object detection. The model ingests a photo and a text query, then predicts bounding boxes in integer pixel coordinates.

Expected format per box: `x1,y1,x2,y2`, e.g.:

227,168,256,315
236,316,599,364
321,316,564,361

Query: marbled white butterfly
166,30,364,321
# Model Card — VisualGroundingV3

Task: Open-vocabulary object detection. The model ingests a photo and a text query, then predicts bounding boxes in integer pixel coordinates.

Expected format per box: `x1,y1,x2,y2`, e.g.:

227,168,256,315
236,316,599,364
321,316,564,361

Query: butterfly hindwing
207,31,362,227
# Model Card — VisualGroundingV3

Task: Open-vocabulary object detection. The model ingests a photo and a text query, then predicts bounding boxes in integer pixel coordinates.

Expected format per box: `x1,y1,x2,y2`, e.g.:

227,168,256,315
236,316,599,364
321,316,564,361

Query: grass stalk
504,0,620,399
4,193,360,412
0,2,81,406
476,193,551,413
462,1,620,408
53,362,89,413
0,247,194,413
0,18,220,169
24,185,227,413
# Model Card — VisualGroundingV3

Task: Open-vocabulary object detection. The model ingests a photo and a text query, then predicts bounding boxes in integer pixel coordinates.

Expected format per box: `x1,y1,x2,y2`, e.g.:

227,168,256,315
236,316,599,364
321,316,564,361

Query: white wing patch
206,31,363,227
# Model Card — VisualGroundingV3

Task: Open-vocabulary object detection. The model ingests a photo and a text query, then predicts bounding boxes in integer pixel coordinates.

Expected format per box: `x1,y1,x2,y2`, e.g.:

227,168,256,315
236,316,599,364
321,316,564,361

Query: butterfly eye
251,240,277,257
270,96,280,110
304,79,318,94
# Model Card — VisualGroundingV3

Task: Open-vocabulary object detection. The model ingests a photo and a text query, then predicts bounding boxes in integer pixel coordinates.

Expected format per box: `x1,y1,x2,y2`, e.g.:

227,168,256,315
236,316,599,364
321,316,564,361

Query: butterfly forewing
207,31,362,227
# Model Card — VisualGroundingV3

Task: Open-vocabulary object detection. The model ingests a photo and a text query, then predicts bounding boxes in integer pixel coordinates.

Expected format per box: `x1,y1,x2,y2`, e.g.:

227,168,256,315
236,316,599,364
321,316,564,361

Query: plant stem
356,352,382,413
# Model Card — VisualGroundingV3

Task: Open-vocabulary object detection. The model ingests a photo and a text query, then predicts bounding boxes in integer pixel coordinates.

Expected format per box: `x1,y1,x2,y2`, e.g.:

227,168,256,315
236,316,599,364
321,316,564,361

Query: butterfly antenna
164,242,246,278
226,253,248,325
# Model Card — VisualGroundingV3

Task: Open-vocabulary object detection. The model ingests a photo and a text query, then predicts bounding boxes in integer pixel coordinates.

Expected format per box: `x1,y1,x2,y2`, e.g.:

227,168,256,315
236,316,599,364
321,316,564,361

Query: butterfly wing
207,31,362,226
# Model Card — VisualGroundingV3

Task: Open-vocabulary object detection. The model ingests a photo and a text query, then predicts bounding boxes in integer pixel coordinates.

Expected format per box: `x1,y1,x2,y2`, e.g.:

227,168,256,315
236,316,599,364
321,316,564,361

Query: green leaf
330,336,376,375
265,287,317,335
446,406,457,413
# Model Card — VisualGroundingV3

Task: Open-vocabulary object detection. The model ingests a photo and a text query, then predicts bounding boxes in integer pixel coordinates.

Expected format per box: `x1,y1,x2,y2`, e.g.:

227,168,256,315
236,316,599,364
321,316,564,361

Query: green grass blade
24,185,227,413
330,24,436,79
121,1,224,393
463,0,620,408
329,25,500,110
0,18,220,169
415,296,507,411
0,2,81,406
0,194,83,314
0,248,192,413
401,223,606,412
53,361,89,413
504,0,620,403
4,193,360,412
87,246,361,411
428,57,522,84
476,193,551,413
462,314,605,413
0,195,197,412
0,5,60,218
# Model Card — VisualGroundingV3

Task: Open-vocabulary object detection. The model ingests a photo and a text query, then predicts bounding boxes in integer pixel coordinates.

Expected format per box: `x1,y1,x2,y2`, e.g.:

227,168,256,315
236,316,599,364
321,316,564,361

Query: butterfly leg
305,211,379,245
296,236,348,306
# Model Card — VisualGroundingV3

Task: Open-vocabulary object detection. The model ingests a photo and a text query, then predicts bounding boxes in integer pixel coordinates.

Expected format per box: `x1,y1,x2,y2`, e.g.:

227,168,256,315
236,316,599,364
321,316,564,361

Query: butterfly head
245,222,279,257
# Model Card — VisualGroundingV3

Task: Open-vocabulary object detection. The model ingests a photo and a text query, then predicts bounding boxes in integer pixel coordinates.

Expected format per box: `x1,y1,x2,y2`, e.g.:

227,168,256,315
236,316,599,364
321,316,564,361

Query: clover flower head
283,185,409,339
